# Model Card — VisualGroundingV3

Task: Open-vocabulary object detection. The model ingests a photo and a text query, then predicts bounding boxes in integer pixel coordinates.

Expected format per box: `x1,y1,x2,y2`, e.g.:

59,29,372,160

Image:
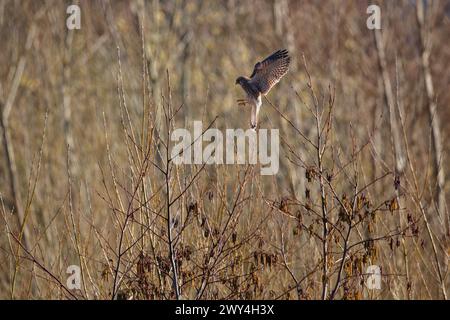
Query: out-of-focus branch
0,104,27,248
0,22,36,252
373,28,406,175
416,0,447,233
273,0,305,199
61,20,77,187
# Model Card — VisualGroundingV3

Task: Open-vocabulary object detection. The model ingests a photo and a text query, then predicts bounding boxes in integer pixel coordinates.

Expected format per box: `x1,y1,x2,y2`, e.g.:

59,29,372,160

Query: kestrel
235,49,291,129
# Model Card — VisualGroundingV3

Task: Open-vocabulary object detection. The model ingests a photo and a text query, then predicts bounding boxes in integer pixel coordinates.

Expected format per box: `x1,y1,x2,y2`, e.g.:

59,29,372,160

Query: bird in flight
235,49,291,129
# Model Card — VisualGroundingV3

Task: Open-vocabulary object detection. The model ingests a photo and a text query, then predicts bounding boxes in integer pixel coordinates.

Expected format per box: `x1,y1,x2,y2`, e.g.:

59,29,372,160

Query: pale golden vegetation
0,0,449,299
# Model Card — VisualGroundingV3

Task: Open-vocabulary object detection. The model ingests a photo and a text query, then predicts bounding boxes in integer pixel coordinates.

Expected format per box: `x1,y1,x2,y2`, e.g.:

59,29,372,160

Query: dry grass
0,0,448,300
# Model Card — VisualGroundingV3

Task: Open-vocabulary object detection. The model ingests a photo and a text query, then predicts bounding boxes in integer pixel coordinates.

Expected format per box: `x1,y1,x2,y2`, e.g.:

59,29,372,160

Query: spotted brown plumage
235,49,291,129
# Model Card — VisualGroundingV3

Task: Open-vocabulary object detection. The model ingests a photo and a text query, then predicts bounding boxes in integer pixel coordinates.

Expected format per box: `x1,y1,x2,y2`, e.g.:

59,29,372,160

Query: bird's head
235,76,245,85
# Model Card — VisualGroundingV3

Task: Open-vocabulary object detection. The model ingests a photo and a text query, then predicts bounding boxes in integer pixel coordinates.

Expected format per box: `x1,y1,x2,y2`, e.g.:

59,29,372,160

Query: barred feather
249,49,290,95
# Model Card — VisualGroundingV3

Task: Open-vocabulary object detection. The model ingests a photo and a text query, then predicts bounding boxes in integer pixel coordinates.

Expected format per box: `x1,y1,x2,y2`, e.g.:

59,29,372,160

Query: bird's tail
250,103,260,129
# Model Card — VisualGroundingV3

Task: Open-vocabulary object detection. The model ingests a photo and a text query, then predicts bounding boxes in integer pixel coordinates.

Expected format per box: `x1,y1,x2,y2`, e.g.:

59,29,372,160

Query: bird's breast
241,81,259,99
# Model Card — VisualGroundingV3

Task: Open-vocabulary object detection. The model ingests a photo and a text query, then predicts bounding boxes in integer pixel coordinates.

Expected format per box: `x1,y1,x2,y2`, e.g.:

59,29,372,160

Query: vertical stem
315,101,328,300
165,164,180,299
0,114,28,249
318,148,328,300
373,28,405,174
164,73,180,299
416,0,447,234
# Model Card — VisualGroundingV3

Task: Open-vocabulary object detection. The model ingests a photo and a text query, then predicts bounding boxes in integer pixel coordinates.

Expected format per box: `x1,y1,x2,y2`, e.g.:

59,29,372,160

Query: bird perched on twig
235,49,291,129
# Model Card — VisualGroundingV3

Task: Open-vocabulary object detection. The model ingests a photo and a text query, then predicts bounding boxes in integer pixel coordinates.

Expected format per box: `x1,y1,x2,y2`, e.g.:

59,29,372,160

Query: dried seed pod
137,252,145,278
258,238,265,249
367,221,374,234
187,201,198,215
305,167,317,182
326,172,333,182
254,251,260,265
200,216,207,227
293,222,302,236
232,231,237,243
279,197,289,213
394,174,401,190
339,193,353,223
305,201,311,211
389,198,399,213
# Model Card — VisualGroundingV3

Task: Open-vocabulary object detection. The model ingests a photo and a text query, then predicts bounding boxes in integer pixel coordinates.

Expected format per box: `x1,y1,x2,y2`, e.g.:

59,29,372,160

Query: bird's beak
235,79,238,85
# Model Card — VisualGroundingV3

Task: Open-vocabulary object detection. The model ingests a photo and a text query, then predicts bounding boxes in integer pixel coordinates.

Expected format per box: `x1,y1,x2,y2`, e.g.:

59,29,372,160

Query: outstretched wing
249,49,290,95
